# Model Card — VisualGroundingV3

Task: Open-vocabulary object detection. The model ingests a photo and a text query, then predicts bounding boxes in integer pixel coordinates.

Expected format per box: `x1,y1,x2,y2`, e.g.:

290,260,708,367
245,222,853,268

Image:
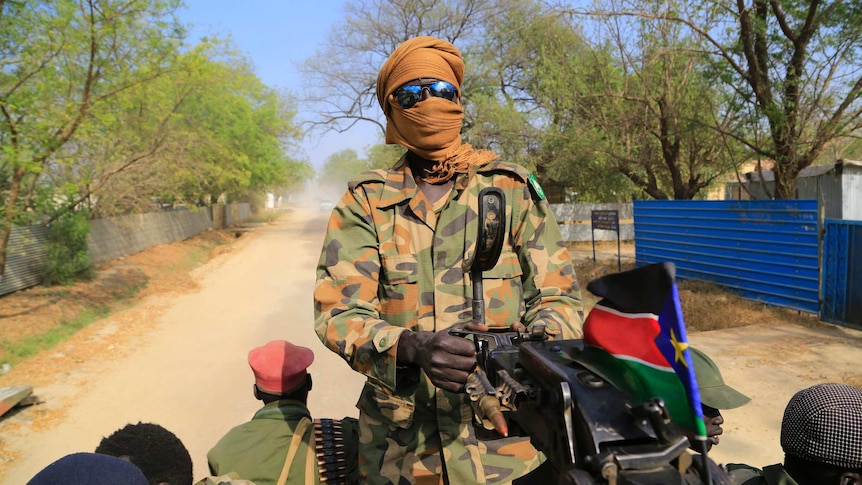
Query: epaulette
476,160,531,182
347,169,387,191
314,418,349,484
477,161,546,201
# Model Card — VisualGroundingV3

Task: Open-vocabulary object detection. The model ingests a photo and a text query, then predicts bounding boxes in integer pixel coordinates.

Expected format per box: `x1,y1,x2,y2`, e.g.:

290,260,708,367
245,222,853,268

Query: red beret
248,340,314,395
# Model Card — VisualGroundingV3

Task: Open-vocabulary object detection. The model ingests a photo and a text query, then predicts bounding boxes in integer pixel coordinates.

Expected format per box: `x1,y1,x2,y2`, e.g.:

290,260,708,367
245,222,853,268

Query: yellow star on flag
669,329,689,366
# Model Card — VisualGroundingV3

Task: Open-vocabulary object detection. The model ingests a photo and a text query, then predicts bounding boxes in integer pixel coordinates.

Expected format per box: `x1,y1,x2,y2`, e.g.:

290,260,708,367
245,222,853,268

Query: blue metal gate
821,219,862,326
633,200,820,313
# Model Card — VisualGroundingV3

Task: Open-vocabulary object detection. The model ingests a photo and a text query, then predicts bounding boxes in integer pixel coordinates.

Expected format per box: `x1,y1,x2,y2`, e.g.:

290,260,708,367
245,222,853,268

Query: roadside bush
43,211,94,285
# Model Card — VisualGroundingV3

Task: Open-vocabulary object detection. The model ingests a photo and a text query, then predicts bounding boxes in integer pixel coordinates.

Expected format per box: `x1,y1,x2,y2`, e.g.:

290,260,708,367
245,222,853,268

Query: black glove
397,329,477,392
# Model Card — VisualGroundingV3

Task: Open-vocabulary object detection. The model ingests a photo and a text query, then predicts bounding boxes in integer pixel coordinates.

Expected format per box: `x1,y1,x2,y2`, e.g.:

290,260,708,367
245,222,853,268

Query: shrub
43,210,94,285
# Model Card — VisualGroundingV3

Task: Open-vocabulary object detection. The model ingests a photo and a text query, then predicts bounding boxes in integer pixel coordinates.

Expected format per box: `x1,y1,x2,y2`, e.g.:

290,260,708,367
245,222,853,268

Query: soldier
728,383,862,484
206,340,359,485
28,452,150,485
686,346,751,450
95,421,194,485
313,35,584,484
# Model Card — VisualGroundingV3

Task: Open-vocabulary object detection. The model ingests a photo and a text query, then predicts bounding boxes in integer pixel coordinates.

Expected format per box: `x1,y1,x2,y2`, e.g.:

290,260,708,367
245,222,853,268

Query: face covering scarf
377,36,497,183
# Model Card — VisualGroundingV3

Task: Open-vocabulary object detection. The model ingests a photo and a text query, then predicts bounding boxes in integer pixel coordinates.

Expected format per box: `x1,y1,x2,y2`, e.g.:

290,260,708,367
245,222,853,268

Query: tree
469,1,742,201
41,44,202,219
317,149,370,189
566,2,744,200
0,0,184,275
466,1,629,202
723,0,862,198
366,142,405,170
70,40,311,214
166,48,310,206
570,0,862,199
298,0,502,139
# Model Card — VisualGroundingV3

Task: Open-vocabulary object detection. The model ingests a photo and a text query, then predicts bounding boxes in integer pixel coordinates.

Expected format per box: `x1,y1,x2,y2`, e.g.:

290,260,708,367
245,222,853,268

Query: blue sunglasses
394,79,458,109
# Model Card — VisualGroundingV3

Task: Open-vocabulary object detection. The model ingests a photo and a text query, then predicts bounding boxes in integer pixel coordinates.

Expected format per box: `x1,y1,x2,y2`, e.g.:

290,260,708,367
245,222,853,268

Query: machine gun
453,189,729,485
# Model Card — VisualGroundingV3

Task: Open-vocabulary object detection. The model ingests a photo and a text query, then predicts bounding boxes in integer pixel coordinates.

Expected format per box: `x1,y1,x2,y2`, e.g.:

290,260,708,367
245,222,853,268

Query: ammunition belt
314,418,348,484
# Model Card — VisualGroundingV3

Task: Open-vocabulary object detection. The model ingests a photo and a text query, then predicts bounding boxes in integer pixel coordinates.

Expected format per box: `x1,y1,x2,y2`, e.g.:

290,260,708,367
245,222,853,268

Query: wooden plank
0,385,33,417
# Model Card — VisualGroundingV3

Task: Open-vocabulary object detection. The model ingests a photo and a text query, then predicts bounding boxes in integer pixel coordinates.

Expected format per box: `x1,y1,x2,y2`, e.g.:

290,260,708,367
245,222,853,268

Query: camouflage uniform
314,154,584,484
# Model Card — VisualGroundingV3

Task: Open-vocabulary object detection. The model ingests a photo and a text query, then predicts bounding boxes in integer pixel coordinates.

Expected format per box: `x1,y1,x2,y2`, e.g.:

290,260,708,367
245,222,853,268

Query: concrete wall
550,202,634,241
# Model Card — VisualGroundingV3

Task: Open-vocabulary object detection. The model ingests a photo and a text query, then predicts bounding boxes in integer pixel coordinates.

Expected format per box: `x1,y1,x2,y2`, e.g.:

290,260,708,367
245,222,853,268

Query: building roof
744,159,862,182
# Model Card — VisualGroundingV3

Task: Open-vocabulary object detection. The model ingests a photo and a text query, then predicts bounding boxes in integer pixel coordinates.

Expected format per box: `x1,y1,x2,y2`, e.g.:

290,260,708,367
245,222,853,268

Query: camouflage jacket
314,156,583,388
313,155,583,483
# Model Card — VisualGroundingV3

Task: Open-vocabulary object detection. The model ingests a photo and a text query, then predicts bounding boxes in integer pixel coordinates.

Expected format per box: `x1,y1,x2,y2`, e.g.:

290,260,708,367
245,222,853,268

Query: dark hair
94,422,193,485
257,374,312,404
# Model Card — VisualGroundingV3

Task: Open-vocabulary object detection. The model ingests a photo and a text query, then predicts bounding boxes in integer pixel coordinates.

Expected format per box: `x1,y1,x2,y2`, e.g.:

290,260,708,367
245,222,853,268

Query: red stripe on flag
583,306,669,368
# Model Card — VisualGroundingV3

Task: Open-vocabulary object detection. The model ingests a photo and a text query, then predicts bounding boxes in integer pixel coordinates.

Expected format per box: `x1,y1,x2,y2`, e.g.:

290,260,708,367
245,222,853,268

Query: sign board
591,210,620,231
590,210,621,271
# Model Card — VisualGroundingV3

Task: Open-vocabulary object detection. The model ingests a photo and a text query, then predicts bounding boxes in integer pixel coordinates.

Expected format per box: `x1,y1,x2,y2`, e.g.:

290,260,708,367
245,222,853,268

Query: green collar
252,399,312,421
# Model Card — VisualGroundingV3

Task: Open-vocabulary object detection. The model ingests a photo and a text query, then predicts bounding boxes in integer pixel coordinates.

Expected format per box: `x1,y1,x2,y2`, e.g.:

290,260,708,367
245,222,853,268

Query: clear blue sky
176,0,377,172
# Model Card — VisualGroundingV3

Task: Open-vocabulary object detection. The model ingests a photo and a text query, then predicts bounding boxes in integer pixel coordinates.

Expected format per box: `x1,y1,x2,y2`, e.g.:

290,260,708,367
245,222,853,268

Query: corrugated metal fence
633,200,820,313
821,219,862,325
0,226,50,296
0,203,251,297
88,210,212,265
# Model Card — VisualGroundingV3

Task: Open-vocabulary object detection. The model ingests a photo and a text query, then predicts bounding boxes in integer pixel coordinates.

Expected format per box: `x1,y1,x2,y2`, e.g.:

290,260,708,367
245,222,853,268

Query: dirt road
1,209,364,483
3,207,861,483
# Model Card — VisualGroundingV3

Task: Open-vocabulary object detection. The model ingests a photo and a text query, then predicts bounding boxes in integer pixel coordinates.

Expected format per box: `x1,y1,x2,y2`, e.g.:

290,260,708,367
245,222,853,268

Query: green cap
691,347,751,410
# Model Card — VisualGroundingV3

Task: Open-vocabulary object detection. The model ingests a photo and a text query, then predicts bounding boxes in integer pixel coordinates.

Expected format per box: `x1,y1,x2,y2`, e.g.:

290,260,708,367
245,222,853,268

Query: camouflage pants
357,385,543,485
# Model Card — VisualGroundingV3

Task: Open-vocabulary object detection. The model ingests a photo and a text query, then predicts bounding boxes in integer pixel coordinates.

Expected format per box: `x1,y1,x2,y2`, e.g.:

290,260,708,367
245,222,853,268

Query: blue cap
28,452,149,485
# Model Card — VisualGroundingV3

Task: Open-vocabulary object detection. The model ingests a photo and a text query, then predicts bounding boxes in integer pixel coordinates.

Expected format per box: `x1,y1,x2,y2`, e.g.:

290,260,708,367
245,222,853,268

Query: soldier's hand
397,330,477,392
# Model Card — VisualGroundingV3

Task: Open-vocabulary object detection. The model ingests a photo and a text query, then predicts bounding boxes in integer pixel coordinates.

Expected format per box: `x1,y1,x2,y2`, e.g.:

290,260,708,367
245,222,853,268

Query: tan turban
376,36,496,180
376,36,464,114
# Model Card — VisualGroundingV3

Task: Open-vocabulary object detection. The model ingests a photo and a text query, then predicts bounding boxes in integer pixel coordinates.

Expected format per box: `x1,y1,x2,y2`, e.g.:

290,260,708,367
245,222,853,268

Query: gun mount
460,186,726,484
452,325,724,485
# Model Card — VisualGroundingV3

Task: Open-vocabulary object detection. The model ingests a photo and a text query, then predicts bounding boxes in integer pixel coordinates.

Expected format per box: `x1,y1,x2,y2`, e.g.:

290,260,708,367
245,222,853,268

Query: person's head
248,339,315,404
376,36,463,161
28,452,149,485
780,383,862,485
375,36,498,182
686,347,750,450
94,422,192,485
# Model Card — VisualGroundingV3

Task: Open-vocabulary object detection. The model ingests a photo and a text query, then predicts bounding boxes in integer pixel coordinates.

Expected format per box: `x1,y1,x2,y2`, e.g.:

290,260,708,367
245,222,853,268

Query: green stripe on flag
581,346,703,434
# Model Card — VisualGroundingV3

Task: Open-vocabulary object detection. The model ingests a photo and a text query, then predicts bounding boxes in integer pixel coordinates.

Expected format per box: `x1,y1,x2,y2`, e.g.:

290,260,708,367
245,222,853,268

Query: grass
244,209,288,224
0,229,237,367
1,305,110,361
575,259,822,333
166,245,211,273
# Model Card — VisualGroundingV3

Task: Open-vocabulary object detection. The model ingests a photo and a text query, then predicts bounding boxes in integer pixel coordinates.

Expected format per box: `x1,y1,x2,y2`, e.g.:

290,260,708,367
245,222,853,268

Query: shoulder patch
528,173,546,201
348,169,387,191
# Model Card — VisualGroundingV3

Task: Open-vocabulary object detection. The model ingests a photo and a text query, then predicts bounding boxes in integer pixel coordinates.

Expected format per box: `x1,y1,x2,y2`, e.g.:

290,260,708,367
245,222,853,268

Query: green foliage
0,4,312,276
0,0,186,273
465,1,650,202
317,149,371,188
43,210,94,286
366,143,405,170
1,305,110,364
164,43,311,206
686,0,862,198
